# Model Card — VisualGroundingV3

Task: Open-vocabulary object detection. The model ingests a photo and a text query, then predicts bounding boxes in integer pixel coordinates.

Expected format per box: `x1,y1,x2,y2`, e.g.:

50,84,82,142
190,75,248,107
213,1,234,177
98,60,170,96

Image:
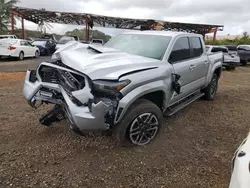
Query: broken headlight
93,80,130,93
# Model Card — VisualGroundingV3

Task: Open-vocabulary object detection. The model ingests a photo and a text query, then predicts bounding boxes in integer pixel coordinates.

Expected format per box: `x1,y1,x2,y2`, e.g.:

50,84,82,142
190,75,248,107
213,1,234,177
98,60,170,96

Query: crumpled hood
52,41,161,80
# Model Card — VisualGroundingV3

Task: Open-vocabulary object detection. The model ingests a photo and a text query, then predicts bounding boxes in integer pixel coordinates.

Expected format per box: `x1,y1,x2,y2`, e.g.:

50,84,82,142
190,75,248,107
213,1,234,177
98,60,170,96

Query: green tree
205,32,250,46
0,0,19,33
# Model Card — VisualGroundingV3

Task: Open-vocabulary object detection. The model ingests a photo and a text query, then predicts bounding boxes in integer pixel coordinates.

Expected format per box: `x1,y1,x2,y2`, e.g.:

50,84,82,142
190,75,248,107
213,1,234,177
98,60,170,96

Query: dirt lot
0,67,250,188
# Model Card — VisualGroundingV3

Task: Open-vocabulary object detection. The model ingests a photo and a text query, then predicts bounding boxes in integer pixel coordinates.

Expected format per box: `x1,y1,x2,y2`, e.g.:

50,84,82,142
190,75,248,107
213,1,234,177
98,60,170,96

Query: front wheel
18,52,24,61
113,99,163,147
203,73,218,101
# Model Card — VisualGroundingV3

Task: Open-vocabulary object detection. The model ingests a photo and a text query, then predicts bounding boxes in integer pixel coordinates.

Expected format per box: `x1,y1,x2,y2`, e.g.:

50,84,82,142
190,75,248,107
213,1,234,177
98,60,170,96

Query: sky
16,0,250,37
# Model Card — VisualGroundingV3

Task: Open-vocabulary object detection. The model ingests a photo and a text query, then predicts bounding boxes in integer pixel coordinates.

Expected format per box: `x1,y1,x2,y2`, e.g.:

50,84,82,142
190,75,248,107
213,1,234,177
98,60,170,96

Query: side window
169,37,190,63
25,42,32,46
189,37,203,58
20,41,25,46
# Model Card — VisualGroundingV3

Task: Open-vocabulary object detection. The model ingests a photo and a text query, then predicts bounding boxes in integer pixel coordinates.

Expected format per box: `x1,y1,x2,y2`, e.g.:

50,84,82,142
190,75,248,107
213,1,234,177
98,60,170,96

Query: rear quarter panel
11,44,23,57
206,52,223,85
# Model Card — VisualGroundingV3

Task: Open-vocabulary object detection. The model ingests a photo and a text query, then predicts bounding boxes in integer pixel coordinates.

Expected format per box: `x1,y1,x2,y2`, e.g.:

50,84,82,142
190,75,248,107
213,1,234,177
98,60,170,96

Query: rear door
188,36,209,87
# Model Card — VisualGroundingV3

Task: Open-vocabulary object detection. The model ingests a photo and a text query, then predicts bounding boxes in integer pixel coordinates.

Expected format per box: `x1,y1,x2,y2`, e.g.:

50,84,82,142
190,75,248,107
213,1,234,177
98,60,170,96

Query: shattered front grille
38,65,86,92
38,65,59,84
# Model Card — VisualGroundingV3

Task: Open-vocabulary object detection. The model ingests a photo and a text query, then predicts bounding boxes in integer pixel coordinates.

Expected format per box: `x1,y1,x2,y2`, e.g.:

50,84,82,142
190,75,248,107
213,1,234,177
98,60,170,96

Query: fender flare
114,80,168,124
206,62,222,85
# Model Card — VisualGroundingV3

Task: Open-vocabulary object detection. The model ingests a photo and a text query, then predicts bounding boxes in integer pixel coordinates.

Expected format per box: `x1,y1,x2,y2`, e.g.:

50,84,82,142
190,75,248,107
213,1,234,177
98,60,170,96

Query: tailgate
208,51,223,63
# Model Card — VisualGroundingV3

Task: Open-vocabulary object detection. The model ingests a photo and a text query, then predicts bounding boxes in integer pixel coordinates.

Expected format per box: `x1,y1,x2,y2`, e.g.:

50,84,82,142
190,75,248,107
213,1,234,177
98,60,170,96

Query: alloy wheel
210,77,218,98
129,113,159,145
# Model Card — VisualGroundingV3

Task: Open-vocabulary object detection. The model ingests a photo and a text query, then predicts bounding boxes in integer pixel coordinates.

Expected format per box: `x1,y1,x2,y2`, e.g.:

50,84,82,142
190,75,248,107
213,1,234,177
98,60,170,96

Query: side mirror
172,73,181,94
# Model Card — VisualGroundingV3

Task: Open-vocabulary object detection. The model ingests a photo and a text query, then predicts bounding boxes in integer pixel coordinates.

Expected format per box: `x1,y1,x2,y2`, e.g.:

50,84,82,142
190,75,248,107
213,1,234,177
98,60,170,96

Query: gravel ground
0,67,250,188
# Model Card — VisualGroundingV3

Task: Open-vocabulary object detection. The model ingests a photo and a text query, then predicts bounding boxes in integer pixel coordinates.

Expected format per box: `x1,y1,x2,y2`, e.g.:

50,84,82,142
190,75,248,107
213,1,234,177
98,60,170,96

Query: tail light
8,46,16,50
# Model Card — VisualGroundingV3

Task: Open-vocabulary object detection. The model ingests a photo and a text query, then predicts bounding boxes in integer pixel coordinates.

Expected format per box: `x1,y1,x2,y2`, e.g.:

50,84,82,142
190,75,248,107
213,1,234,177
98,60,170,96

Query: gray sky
16,0,250,36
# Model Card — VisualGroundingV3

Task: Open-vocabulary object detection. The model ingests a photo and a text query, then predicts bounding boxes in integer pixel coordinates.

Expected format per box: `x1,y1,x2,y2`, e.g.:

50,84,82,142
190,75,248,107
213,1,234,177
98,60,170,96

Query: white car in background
229,131,250,188
0,39,40,60
0,35,18,39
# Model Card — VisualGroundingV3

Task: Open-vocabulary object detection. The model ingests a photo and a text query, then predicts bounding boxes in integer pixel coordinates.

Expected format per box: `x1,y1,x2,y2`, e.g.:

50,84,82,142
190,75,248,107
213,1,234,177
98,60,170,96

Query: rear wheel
241,60,248,66
18,51,24,61
113,99,163,146
203,73,218,101
35,50,39,58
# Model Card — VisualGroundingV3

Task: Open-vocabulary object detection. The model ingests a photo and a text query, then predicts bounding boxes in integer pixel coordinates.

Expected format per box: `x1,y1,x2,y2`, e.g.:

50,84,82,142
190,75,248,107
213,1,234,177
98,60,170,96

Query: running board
164,92,205,116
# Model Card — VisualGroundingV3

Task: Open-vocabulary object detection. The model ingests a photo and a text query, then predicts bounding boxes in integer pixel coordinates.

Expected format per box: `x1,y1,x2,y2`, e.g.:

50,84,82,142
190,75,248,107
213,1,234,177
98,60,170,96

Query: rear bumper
23,69,110,132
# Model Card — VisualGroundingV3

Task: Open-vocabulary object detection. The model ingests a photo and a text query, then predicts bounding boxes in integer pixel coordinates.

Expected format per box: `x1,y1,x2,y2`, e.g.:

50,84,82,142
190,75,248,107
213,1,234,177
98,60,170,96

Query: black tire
241,60,248,66
18,51,24,61
112,99,163,147
203,73,219,101
35,50,39,58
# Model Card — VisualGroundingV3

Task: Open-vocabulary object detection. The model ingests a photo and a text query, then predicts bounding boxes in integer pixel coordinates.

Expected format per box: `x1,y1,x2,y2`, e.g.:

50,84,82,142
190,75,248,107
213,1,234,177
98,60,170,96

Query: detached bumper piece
23,67,110,132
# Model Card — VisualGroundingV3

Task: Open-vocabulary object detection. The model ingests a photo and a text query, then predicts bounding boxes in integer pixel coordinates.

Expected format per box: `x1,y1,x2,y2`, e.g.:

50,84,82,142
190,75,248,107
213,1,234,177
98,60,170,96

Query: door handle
189,64,196,70
204,60,209,65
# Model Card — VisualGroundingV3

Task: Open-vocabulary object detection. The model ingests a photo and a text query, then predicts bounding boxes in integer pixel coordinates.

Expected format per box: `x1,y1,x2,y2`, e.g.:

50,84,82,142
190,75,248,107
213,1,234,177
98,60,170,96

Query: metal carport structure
11,7,223,43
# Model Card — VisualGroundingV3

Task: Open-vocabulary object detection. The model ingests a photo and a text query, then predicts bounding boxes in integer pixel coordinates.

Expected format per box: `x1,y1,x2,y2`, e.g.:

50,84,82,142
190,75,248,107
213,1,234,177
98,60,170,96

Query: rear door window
20,41,26,46
168,37,191,63
189,37,203,58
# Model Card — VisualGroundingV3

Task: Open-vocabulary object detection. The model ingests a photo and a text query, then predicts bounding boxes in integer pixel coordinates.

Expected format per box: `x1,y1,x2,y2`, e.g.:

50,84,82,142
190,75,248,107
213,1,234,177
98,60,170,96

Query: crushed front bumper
23,69,110,132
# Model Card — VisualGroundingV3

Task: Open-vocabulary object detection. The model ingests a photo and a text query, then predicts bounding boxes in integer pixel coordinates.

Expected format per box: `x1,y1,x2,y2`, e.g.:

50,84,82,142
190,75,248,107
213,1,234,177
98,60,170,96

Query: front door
24,41,35,56
168,36,207,105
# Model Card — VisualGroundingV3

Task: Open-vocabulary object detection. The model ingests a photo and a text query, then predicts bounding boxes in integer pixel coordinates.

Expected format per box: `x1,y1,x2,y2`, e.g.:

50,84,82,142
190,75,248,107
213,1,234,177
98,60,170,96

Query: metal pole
11,10,14,34
85,17,89,42
21,17,24,39
213,28,217,45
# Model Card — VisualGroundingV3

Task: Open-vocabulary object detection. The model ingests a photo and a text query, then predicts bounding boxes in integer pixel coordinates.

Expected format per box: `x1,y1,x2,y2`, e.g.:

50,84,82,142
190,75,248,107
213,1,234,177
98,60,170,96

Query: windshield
58,37,73,44
105,34,171,60
33,41,47,46
0,36,9,39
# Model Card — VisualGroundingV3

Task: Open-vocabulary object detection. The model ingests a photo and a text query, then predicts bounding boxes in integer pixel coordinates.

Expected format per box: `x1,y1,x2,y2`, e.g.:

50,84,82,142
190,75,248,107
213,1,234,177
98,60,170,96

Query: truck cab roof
123,30,203,38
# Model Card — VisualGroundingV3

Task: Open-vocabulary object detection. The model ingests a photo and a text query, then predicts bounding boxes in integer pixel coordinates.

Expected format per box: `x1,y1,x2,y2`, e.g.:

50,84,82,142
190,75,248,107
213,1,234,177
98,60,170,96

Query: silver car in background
206,45,240,70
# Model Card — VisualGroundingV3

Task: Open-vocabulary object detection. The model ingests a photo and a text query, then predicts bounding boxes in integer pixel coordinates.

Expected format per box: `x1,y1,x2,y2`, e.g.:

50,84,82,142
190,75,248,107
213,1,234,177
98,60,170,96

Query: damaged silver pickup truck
23,31,223,146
